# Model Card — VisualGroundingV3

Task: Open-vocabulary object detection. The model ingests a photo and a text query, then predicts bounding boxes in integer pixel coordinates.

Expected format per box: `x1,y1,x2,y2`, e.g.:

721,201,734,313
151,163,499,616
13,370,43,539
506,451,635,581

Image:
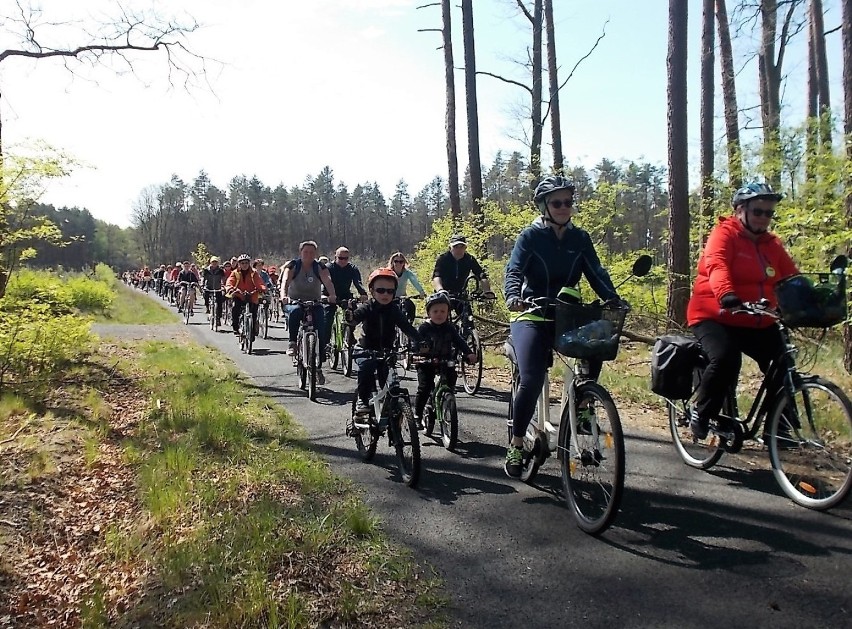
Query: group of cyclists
132,175,833,486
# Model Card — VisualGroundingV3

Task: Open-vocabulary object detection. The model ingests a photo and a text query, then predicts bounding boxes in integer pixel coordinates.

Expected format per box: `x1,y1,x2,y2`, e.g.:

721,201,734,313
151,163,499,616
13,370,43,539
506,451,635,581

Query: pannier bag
651,335,703,400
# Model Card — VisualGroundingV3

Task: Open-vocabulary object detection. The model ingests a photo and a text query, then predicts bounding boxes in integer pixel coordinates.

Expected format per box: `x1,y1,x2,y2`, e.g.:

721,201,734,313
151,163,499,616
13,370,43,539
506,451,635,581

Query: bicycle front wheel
461,330,483,395
768,377,852,510
560,381,624,536
307,333,317,401
439,389,458,451
351,397,378,461
184,297,191,325
392,399,420,487
261,306,269,339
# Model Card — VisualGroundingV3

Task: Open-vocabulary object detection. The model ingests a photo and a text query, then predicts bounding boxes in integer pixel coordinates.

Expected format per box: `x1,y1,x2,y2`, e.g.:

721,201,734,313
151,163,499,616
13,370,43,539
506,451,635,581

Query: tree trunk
716,0,742,189
667,0,690,329
811,0,832,148
530,0,543,181
842,0,852,372
442,0,461,219
700,0,715,221
461,0,483,211
806,11,819,179
544,0,563,175
759,0,782,186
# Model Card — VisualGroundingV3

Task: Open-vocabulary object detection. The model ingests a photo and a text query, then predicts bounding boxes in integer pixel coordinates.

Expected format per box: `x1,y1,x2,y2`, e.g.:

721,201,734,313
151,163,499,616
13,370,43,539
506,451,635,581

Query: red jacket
687,216,798,328
226,268,266,304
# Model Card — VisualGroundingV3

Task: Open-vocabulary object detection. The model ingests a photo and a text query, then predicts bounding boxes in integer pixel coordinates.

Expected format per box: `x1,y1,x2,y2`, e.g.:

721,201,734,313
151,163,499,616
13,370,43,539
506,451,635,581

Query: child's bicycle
348,349,421,487
665,257,852,511
413,356,459,451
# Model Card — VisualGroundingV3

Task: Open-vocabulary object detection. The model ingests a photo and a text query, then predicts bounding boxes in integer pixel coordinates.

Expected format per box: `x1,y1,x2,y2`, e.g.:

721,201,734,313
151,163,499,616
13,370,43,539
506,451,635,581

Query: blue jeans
285,303,327,363
509,320,602,440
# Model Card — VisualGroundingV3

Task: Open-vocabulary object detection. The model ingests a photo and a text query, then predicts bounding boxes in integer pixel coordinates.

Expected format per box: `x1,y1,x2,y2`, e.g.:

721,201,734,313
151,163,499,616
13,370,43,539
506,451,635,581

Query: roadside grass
95,284,176,324
114,339,443,627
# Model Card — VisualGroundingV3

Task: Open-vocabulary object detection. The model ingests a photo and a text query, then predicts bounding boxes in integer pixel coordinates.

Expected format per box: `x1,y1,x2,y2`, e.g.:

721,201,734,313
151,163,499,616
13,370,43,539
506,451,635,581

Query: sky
0,0,844,227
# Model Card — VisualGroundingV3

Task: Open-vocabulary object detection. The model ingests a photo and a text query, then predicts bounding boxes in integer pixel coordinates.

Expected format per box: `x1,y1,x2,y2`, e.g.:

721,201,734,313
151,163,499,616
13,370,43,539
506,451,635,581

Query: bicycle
450,279,494,395
290,299,323,401
179,282,198,325
504,255,651,535
270,287,281,323
258,293,270,340
330,299,358,377
665,258,852,511
414,356,460,451
232,289,258,354
206,288,225,332
348,349,421,487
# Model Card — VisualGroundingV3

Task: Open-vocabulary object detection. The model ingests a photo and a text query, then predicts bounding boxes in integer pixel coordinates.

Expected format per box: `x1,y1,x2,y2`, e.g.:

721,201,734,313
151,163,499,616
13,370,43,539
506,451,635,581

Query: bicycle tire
343,328,354,378
245,312,254,354
439,389,459,451
560,381,624,536
307,333,317,401
461,330,483,395
351,396,378,461
424,400,436,437
668,366,726,470
184,295,191,325
331,313,342,370
768,376,852,510
392,399,420,487
261,305,269,339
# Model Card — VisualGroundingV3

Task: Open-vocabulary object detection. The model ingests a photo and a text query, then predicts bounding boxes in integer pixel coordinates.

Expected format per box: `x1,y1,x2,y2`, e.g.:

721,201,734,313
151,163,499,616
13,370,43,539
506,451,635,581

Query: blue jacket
504,218,617,303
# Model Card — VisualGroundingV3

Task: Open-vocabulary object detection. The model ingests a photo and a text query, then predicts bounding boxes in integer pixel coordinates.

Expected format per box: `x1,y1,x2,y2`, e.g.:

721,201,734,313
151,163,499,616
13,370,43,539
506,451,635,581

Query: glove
507,297,524,312
720,293,743,309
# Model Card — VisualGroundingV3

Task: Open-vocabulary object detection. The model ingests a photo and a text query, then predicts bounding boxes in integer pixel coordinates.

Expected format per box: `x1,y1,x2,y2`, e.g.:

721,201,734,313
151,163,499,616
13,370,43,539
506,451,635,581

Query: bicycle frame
352,353,407,432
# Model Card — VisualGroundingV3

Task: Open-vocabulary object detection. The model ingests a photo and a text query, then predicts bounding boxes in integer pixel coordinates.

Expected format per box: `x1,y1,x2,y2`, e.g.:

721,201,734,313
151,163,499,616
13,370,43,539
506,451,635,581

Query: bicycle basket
553,302,627,361
774,272,847,329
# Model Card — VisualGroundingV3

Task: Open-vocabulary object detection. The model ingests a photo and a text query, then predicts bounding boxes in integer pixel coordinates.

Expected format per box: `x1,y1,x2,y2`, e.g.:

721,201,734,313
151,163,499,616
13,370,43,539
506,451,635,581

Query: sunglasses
373,287,395,295
393,259,405,264
337,256,349,260
548,199,574,209
750,207,775,218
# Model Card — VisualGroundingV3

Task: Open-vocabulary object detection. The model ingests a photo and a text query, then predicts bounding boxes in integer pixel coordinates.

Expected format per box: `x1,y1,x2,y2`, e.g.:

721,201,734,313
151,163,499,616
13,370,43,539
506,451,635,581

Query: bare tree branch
476,70,533,95
515,0,534,23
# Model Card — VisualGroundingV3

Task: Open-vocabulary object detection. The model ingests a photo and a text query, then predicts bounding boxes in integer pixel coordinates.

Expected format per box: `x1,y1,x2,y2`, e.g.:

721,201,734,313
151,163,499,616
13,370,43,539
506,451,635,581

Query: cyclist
282,241,338,384
389,252,427,322
413,292,476,429
324,247,369,355
226,254,267,339
503,175,624,478
432,234,494,317
348,268,422,420
201,256,226,323
267,265,280,290
176,261,198,314
686,182,799,440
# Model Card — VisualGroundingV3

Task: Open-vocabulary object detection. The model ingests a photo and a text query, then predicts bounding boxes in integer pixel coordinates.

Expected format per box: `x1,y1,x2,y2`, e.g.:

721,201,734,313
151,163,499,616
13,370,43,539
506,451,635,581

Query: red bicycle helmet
367,267,399,289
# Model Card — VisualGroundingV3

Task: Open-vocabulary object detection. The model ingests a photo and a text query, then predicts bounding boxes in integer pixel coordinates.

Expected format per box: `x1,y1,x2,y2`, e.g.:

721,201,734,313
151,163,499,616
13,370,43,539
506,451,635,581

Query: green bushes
1,269,114,316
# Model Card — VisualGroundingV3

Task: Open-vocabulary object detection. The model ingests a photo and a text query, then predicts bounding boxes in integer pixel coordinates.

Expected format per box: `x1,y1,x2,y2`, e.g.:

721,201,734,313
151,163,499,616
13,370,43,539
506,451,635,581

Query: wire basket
553,302,628,361
774,272,847,329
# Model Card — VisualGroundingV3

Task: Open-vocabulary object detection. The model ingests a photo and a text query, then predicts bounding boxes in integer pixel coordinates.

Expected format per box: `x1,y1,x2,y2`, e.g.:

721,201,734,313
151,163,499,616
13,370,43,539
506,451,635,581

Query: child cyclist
413,292,477,429
347,268,422,430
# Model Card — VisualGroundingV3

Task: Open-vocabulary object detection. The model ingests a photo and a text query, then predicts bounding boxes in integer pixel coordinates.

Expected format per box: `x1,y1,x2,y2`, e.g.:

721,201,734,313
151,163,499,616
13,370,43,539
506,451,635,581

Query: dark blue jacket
327,262,367,299
504,218,617,303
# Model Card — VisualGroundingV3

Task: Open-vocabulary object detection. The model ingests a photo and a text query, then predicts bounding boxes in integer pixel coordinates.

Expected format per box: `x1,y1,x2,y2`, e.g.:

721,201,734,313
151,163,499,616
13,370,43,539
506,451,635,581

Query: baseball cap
449,234,467,246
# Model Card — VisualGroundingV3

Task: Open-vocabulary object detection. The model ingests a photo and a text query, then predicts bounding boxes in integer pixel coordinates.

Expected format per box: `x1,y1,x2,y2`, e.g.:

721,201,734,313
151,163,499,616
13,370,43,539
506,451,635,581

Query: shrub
66,276,114,313
2,270,74,315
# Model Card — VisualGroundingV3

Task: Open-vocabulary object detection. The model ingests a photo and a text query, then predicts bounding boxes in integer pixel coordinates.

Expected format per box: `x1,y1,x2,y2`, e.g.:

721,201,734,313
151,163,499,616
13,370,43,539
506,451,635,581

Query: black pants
415,364,457,417
691,320,786,423
232,299,259,336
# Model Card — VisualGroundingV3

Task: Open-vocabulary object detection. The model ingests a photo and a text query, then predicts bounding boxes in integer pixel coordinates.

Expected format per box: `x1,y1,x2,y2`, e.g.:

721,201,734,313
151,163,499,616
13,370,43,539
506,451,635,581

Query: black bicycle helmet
731,182,783,208
425,292,451,312
533,175,576,203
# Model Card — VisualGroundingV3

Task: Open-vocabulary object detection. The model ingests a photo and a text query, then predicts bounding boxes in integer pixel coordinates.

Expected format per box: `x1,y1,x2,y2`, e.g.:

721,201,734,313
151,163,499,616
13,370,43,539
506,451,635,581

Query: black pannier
651,335,704,400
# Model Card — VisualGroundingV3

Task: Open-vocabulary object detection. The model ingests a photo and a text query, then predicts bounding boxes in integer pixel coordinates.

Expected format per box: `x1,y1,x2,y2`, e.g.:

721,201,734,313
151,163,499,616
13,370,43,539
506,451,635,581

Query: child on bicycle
348,268,422,422
413,292,476,428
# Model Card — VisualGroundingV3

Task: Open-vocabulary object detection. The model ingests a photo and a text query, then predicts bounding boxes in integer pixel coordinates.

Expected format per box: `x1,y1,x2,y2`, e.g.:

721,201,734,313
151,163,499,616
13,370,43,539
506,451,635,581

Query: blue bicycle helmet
731,182,783,208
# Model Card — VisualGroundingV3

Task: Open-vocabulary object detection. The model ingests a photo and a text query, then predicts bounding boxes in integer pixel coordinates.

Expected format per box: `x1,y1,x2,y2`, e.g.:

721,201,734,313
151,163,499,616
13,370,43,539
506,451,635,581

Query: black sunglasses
750,207,775,218
548,199,574,209
337,256,349,260
373,287,395,295
393,259,405,263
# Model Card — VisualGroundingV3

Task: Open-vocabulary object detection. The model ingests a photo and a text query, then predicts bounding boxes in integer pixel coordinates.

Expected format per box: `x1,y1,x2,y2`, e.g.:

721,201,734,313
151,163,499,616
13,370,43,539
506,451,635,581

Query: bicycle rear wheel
560,381,624,536
461,330,483,395
392,399,420,487
668,366,726,469
439,389,458,451
768,377,852,510
307,333,317,401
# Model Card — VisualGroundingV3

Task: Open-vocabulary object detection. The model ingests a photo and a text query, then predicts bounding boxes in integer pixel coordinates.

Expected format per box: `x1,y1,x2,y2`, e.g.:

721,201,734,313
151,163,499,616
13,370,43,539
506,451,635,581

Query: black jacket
351,299,420,351
417,321,472,358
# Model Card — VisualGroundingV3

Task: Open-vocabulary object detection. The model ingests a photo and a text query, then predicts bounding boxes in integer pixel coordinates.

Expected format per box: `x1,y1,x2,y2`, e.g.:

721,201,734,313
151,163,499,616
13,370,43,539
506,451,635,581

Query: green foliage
65,276,114,313
192,242,213,268
2,269,114,315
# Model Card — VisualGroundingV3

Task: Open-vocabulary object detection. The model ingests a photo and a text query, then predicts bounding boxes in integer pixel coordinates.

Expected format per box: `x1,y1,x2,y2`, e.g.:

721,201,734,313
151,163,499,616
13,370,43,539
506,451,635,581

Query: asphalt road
120,296,852,628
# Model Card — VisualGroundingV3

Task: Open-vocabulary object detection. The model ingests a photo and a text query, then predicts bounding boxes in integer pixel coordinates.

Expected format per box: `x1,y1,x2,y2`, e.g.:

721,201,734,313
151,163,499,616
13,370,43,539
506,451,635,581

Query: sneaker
576,407,595,435
287,342,296,355
355,399,371,415
504,445,524,478
414,414,424,431
317,369,326,385
689,408,709,440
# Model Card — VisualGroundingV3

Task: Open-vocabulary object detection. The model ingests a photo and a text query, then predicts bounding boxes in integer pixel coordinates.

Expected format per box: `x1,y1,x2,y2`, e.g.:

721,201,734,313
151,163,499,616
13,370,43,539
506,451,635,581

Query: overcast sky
0,0,843,227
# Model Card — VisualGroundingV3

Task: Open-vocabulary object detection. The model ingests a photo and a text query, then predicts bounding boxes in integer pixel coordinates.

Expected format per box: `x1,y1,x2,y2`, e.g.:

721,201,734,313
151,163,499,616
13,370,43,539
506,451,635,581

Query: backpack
650,335,704,400
290,259,323,280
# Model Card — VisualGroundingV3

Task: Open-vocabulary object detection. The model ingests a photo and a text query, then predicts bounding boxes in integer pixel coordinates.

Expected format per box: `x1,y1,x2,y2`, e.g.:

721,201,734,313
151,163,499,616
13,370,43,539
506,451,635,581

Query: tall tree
810,0,832,148
442,0,461,218
667,0,690,328
700,0,716,220
530,0,544,180
717,0,743,188
544,0,563,174
843,0,852,372
461,0,483,211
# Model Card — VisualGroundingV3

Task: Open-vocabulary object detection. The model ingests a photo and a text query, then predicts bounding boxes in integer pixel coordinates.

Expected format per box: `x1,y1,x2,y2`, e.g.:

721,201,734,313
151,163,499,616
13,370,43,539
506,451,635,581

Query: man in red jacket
686,182,799,440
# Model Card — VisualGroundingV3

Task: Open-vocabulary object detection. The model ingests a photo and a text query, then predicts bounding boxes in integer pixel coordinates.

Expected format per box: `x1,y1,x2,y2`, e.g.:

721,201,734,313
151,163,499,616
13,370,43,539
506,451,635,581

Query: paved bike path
104,299,852,628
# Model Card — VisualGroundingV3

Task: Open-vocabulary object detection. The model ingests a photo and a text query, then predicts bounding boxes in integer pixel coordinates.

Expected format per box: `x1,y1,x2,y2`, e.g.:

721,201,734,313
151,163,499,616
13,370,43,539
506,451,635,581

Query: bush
93,263,118,289
66,276,114,313
2,269,114,316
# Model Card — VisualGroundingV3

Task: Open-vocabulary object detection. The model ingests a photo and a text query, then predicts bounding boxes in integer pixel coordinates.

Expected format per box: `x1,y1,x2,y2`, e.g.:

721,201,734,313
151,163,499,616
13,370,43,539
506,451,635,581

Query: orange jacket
687,216,798,328
225,268,266,304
